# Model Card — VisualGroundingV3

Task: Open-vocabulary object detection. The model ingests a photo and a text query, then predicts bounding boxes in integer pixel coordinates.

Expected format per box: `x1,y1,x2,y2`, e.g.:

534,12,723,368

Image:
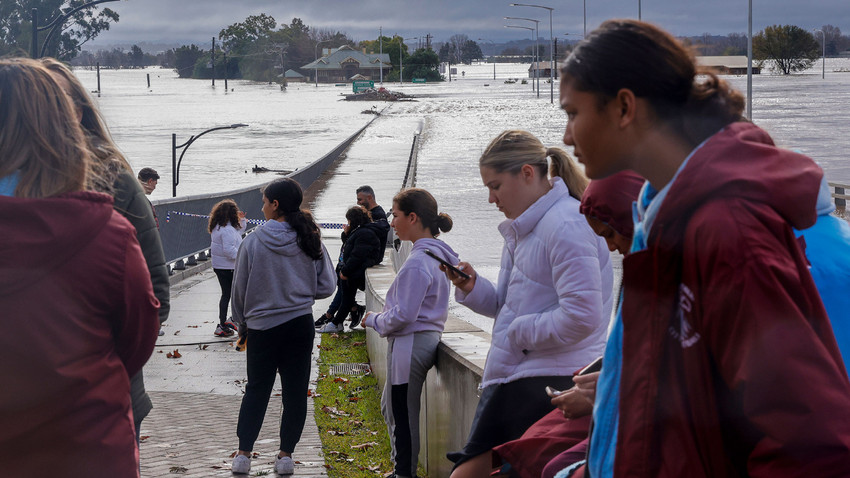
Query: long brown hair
0,58,88,198
561,20,745,146
480,130,589,200
41,57,132,194
209,199,241,232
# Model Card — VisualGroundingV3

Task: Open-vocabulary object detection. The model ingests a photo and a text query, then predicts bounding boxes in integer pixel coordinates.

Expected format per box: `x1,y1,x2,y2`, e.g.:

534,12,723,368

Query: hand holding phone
424,249,470,279
545,386,564,397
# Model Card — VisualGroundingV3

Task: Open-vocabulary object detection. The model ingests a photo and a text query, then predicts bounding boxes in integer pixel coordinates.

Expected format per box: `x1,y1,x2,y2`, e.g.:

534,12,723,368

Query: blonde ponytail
548,147,588,200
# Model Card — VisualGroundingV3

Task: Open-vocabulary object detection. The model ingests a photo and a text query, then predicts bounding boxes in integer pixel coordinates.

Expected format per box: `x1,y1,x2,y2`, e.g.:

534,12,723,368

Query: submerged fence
152,120,375,267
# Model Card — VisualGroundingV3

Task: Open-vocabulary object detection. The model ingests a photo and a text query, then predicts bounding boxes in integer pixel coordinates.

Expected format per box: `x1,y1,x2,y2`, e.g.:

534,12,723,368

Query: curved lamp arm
173,124,248,196
36,0,122,58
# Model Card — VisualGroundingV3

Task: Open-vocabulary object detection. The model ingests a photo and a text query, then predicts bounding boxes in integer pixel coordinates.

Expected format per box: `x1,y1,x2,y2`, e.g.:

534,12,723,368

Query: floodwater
76,59,850,332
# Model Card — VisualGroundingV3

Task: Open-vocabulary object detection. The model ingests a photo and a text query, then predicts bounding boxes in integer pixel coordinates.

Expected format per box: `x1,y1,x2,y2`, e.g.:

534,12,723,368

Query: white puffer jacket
457,177,613,387
210,218,246,270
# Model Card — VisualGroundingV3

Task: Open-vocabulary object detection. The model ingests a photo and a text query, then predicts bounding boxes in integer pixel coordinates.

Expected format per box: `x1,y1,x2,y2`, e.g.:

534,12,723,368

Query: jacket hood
412,237,460,265
580,171,645,238
0,191,116,294
657,122,822,232
253,219,303,256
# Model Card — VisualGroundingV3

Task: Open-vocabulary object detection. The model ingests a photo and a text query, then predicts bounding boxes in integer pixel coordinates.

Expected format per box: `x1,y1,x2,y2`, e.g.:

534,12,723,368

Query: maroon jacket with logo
0,191,159,477
615,123,850,477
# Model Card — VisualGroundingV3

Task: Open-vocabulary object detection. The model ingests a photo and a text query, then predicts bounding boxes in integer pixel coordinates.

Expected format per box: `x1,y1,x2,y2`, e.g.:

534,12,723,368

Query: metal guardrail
152,118,377,269
828,182,848,208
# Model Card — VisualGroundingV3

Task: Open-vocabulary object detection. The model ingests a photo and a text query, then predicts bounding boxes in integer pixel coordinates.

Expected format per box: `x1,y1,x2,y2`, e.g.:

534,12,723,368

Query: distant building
528,61,564,79
301,45,391,83
283,69,307,82
696,56,760,75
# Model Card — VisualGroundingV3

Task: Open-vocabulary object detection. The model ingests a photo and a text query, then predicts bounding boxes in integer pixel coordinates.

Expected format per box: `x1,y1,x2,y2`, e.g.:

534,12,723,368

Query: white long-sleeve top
210,218,246,269
456,177,613,388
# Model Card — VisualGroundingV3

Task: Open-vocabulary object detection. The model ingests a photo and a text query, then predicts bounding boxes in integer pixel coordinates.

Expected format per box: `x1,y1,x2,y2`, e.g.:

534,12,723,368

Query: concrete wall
364,262,493,478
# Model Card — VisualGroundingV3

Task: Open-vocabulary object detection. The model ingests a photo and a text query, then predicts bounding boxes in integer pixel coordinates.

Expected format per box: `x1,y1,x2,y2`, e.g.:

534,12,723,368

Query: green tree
404,48,441,82
174,44,205,78
753,25,819,74
129,44,143,68
460,40,483,64
0,0,118,60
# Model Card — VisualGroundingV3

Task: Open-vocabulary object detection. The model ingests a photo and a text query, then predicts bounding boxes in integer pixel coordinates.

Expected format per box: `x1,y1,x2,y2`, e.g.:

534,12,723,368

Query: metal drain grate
328,363,372,376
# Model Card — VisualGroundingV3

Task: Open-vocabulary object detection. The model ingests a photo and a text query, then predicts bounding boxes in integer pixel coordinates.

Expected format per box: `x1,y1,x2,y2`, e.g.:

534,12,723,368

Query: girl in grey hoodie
230,178,335,475
363,188,458,478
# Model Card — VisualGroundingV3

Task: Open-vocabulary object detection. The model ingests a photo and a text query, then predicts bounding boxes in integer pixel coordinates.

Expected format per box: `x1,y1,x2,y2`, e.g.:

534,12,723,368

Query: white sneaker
232,454,251,474
318,322,343,334
275,455,294,475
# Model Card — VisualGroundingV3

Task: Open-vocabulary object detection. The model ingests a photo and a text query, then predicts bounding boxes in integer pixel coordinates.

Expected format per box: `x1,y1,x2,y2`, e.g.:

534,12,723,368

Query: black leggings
213,268,233,325
331,279,358,326
236,314,315,453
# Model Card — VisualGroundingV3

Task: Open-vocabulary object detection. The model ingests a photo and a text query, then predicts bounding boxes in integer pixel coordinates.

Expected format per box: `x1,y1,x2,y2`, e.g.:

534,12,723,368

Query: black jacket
339,225,382,290
369,205,391,262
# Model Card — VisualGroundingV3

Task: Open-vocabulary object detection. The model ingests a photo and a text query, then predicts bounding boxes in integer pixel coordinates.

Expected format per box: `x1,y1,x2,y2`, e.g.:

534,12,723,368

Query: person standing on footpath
41,57,171,442
230,178,336,475
362,188,458,478
556,20,850,477
208,199,246,337
0,57,160,477
443,130,614,478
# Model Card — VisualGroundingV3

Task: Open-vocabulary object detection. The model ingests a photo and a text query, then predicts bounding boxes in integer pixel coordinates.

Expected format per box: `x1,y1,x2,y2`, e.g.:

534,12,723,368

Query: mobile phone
577,356,603,376
545,385,564,397
424,249,470,279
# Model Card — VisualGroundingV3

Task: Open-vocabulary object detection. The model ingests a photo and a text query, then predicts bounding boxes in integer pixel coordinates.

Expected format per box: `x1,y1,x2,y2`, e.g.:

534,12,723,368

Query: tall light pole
172,124,248,197
506,17,541,98
813,29,825,79
31,0,122,59
478,38,497,80
746,0,752,120
400,36,418,84
510,4,555,103
379,27,384,85
314,39,333,87
638,0,642,20
505,25,536,93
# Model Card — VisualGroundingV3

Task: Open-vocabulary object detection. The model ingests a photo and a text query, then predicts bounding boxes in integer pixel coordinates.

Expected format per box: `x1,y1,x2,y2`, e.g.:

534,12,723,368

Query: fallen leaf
168,465,187,473
252,452,259,458
352,341,365,346
323,464,333,469
187,325,199,328
351,441,379,451
321,405,351,417
333,377,349,383
139,435,150,442
157,350,163,353
348,420,363,427
173,330,180,335
166,349,182,359
348,397,362,402
230,451,237,458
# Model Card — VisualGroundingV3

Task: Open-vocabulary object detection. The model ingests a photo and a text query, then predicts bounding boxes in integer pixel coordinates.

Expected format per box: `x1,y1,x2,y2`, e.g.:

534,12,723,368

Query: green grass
313,330,428,478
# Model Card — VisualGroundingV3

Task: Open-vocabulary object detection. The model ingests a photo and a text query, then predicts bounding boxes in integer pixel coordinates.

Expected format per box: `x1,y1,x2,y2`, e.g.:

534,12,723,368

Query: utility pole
211,37,215,87
425,33,432,50
379,26,383,85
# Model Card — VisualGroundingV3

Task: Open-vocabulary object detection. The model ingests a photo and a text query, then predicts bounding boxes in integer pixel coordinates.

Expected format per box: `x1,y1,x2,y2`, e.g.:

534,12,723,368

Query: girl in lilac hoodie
363,188,458,478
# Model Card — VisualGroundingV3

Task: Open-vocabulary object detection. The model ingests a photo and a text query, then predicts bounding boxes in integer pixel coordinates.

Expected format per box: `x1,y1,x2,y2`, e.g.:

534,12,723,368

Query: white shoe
275,455,294,475
232,454,251,474
318,322,343,333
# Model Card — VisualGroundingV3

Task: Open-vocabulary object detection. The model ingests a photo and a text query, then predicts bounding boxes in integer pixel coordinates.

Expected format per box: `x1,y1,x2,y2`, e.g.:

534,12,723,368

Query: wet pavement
138,112,422,477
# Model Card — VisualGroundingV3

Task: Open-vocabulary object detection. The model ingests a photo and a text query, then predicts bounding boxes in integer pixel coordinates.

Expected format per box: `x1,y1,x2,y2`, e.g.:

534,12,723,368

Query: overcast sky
87,0,850,48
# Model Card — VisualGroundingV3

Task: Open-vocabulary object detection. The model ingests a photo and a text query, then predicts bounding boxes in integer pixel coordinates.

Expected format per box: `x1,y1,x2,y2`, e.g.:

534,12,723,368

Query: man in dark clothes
356,185,391,260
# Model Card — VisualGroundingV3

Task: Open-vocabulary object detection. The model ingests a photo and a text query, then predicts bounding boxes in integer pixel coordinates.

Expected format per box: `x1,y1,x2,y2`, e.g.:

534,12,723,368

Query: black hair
263,178,323,260
138,167,160,182
393,188,453,237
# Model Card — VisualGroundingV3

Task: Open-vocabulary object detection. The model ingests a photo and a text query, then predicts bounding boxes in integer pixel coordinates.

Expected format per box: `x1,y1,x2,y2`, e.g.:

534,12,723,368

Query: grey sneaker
318,322,343,334
232,454,251,474
275,455,294,475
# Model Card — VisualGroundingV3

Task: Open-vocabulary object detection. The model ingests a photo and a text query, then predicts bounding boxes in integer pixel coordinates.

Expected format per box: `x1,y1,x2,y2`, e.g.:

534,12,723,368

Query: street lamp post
478,38,497,80
31,0,122,59
314,40,333,87
172,124,248,197
813,29,826,79
510,4,554,103
746,0,752,120
506,17,540,98
505,25,536,93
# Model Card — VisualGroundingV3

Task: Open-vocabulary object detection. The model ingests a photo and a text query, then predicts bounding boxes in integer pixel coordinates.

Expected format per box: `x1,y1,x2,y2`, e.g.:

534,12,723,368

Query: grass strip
313,329,426,478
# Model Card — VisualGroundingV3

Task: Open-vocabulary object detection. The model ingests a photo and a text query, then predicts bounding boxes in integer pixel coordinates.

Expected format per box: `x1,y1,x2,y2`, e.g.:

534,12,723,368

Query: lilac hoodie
364,238,459,338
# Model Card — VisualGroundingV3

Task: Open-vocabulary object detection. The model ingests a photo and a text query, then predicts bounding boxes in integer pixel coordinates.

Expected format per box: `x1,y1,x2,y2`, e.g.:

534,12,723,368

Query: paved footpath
140,111,420,477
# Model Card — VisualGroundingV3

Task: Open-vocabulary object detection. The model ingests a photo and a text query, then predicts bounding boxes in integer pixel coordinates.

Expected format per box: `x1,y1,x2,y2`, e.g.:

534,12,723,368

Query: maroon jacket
0,191,159,477
616,123,850,477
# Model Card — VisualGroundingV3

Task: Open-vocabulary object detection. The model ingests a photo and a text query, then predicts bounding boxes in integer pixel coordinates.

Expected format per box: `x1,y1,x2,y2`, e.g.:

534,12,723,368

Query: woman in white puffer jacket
209,199,246,337
445,130,613,478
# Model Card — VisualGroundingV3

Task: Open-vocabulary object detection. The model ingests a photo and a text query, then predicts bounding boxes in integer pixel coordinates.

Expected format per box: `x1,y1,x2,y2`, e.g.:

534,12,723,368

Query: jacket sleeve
507,226,605,352
113,171,170,324
315,243,336,299
221,227,241,262
117,230,160,378
231,240,251,327
455,273,500,318
366,266,430,336
687,202,850,476
340,229,381,277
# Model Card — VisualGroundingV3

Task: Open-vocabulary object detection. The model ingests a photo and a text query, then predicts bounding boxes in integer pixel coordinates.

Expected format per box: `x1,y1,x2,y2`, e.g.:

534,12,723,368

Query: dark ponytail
562,19,745,145
263,178,323,260
393,188,453,237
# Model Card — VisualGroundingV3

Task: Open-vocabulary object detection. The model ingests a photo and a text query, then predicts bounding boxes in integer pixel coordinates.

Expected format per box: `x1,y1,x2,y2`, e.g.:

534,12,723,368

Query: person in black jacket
318,206,382,333
356,185,391,260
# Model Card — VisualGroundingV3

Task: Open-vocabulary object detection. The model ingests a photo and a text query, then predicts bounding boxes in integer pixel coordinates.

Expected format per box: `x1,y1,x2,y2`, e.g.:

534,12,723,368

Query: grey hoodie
231,219,336,330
